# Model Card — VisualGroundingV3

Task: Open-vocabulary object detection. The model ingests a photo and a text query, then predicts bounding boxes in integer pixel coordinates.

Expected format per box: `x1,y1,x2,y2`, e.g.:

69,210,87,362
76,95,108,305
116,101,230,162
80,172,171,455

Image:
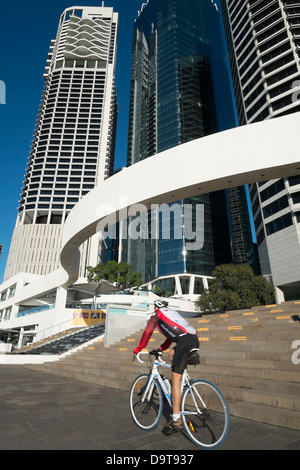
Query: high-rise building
221,0,300,300
124,0,256,291
4,6,118,281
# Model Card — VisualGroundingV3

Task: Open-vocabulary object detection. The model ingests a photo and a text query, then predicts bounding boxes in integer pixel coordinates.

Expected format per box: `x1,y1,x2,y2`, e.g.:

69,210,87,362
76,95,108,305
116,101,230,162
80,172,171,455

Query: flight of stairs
27,301,300,430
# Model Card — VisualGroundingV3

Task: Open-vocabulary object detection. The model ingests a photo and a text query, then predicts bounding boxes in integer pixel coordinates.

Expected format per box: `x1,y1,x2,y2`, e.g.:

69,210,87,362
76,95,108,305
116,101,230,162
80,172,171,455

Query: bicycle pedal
161,426,178,436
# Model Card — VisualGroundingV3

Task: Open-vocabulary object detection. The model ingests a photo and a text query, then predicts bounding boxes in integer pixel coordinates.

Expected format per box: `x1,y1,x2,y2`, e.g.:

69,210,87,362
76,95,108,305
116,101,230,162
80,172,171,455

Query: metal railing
16,304,55,318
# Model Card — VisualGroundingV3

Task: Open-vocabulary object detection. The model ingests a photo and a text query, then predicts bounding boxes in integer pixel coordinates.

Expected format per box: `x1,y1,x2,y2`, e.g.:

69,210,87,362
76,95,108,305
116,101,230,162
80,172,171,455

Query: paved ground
0,365,299,454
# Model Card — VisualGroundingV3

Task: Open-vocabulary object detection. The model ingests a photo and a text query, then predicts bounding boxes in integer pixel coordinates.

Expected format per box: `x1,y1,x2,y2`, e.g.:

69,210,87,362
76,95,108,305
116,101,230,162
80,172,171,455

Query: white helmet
154,299,168,308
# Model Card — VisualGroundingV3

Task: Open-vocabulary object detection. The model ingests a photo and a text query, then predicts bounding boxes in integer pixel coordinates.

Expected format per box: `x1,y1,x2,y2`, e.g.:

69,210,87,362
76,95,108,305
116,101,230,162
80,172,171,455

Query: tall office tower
221,0,300,299
124,0,255,288
4,6,118,282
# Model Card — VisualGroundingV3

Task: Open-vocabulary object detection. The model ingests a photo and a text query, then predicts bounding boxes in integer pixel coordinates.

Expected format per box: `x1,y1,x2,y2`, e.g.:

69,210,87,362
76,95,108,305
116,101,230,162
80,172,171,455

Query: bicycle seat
187,349,200,365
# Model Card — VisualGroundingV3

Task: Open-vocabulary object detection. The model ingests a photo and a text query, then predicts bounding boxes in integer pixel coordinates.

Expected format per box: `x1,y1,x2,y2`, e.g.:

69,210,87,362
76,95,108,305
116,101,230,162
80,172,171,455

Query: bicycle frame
133,351,230,449
136,352,205,417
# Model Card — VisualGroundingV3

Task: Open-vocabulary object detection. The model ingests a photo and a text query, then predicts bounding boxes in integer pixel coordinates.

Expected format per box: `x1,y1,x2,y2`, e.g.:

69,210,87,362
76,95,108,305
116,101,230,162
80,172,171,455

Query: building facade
221,0,300,299
4,6,118,281
124,0,257,292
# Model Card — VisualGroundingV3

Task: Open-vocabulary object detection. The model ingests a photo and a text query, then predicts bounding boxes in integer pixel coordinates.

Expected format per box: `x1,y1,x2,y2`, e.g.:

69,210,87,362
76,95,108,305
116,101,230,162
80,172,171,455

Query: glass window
292,192,300,205
263,195,289,218
1,291,7,301
55,61,63,70
266,213,293,236
260,180,285,202
194,277,204,294
289,175,300,187
65,10,72,21
74,10,83,18
76,60,85,68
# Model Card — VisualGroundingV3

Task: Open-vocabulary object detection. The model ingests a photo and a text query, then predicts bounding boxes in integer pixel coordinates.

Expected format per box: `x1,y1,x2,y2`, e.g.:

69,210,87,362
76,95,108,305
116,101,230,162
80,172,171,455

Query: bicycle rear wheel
181,379,229,450
129,374,163,431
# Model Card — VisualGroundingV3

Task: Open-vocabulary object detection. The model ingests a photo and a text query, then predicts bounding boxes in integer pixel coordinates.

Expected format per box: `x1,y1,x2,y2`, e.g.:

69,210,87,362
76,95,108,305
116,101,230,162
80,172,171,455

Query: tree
87,261,142,289
196,264,275,313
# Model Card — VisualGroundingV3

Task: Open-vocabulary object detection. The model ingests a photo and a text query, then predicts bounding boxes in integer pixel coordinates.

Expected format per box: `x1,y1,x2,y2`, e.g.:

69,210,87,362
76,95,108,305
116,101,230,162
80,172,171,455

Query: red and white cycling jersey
136,307,197,352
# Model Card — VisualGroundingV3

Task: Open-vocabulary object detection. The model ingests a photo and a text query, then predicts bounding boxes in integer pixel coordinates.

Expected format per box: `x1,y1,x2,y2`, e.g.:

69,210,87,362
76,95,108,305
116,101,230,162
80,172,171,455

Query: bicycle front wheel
129,374,163,431
181,379,229,450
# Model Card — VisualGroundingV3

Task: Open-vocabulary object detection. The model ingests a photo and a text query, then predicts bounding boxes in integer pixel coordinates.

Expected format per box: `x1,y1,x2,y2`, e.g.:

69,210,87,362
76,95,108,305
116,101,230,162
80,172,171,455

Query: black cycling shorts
172,334,199,375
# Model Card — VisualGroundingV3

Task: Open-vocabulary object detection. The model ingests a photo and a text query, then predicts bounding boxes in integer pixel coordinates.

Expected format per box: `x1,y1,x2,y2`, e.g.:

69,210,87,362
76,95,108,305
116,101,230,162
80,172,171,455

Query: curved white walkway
61,112,300,286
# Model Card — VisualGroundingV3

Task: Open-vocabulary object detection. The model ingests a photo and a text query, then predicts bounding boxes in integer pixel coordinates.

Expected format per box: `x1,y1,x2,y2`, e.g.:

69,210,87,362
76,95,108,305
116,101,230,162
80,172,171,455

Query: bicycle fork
139,374,156,403
142,369,172,407
146,381,156,403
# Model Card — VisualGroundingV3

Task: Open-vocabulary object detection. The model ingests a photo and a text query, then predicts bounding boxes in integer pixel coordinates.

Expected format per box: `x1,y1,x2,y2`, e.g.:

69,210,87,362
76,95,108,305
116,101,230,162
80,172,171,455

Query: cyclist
133,299,199,435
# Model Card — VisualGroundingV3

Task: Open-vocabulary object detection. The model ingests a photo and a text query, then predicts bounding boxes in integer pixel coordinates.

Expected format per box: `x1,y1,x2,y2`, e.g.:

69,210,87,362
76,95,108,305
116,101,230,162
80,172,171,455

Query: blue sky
0,0,144,282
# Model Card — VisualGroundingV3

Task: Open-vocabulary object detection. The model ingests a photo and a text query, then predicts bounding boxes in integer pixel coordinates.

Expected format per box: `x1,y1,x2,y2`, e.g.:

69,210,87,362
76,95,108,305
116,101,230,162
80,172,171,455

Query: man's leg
161,348,183,435
161,371,182,435
171,371,182,416
168,347,182,418
168,349,181,415
163,335,198,436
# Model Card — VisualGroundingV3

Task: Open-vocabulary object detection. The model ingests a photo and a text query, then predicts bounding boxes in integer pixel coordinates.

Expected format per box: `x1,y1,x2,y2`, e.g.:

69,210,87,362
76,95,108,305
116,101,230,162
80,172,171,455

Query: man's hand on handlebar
133,348,165,364
133,347,162,358
149,348,163,358
133,346,141,356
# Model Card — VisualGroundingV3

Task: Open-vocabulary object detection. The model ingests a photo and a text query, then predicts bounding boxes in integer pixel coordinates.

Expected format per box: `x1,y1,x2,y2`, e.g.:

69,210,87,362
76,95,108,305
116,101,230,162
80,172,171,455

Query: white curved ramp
61,113,300,286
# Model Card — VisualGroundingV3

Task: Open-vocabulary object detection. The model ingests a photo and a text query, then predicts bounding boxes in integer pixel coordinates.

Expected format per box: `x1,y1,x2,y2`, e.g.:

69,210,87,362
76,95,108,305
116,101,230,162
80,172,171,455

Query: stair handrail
36,316,84,342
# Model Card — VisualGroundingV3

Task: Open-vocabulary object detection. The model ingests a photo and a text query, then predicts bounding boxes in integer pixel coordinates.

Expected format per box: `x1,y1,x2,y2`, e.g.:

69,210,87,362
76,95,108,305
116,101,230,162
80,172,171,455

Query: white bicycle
129,350,229,450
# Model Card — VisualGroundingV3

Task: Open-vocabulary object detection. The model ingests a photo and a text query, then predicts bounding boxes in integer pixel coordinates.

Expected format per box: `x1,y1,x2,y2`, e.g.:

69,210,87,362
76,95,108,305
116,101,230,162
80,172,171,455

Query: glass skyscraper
124,0,255,287
221,0,300,299
4,6,118,281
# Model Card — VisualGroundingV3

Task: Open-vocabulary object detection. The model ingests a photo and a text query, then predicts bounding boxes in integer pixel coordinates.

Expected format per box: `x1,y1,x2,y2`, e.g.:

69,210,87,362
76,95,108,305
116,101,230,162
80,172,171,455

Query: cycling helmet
154,299,165,308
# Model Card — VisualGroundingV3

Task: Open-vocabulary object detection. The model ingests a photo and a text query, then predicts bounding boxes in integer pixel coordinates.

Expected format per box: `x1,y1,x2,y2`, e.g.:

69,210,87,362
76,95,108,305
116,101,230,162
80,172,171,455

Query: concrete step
201,355,298,371
62,352,297,377
32,356,300,404
41,356,300,397
229,401,300,430
193,308,300,325
227,387,300,412
31,338,300,392
55,341,298,373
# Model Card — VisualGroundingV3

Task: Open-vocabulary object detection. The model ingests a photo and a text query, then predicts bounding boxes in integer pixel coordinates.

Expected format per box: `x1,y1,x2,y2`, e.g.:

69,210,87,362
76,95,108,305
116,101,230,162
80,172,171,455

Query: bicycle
129,350,230,450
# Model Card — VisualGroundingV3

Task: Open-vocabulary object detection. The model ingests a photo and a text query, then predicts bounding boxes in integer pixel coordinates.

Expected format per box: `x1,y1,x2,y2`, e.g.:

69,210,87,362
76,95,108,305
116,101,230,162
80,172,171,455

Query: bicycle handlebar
135,351,148,364
135,350,166,364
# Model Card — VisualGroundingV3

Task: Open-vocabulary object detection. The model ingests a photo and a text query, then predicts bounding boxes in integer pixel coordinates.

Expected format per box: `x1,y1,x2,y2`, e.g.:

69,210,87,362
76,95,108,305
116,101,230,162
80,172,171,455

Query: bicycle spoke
181,380,229,449
193,411,218,443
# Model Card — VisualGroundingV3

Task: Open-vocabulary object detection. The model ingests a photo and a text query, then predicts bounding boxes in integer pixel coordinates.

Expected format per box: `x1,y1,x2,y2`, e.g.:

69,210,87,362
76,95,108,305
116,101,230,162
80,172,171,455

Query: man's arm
133,315,158,355
160,338,173,351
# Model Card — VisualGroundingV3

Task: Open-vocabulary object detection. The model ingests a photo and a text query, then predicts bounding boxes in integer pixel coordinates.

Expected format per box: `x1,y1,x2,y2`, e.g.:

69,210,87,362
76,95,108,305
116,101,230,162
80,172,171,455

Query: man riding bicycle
133,299,199,435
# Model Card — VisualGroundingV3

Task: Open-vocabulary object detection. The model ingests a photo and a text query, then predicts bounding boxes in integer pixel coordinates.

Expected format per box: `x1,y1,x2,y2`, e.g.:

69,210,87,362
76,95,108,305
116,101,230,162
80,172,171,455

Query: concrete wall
104,304,147,347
